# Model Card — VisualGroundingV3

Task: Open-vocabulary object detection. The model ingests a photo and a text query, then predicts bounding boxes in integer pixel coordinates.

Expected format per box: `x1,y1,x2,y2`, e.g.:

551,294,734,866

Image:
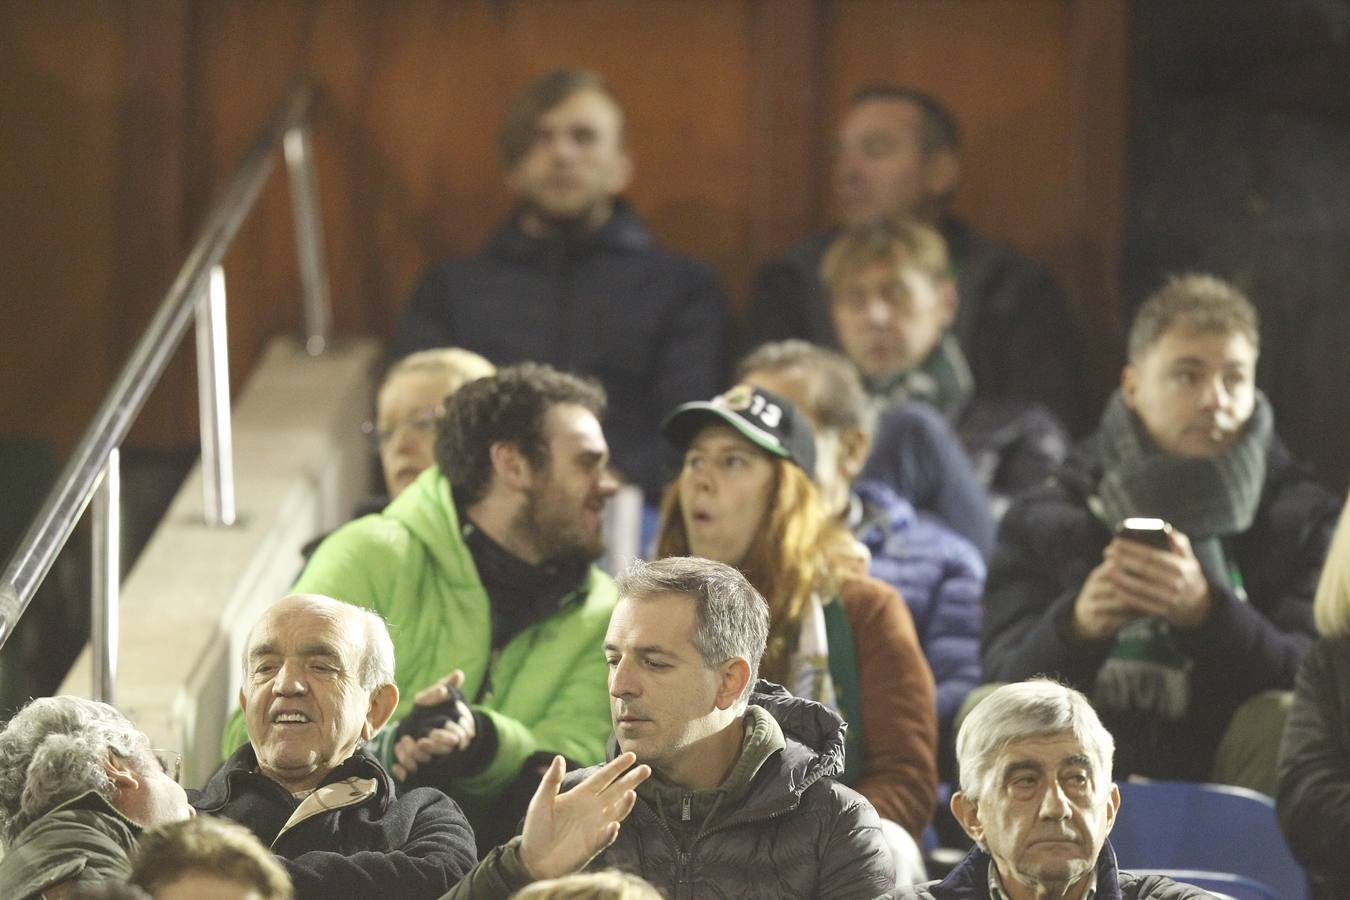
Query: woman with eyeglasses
369,348,495,499
655,384,937,886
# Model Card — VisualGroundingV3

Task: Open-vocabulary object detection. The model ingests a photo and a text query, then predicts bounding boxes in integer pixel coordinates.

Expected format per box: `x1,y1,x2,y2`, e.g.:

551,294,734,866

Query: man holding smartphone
980,274,1339,793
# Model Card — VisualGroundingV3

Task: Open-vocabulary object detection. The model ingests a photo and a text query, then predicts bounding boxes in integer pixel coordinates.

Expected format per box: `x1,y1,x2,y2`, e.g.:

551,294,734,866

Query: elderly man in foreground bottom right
886,680,1211,900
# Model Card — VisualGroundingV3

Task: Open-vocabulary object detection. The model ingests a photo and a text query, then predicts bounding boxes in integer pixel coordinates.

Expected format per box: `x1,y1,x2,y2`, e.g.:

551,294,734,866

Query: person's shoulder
575,566,619,614
311,510,417,560
1118,869,1215,899
805,774,885,830
1259,434,1340,517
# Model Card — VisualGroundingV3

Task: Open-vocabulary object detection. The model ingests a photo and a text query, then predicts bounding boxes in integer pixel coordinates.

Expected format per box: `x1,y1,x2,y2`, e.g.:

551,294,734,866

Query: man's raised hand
520,752,652,881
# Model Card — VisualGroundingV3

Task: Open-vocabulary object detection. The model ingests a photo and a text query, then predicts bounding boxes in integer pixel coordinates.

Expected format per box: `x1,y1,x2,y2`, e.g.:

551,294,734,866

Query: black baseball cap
660,384,817,475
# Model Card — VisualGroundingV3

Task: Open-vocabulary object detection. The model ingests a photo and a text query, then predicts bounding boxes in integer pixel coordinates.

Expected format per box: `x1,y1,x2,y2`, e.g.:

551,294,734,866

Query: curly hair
656,456,852,682
435,362,606,506
0,697,147,846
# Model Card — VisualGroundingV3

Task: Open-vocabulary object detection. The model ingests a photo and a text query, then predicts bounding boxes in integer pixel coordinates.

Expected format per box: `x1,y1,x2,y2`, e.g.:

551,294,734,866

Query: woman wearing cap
656,383,937,885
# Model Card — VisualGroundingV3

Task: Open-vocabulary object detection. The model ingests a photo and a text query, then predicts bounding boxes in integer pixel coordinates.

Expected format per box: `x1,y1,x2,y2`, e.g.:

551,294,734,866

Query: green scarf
864,333,974,421
1091,389,1272,718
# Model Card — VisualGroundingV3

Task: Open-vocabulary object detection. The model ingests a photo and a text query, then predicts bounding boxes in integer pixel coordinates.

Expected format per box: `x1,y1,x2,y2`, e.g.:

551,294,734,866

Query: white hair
956,680,1115,803
241,598,395,692
0,697,149,846
356,606,396,691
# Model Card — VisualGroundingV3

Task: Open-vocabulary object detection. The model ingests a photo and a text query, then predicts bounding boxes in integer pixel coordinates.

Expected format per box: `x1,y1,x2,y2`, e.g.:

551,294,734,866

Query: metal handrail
0,81,332,702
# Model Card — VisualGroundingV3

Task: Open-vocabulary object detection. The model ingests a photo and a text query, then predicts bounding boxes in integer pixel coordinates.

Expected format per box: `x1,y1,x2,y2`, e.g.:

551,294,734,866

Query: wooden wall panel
0,1,1129,460
0,5,171,454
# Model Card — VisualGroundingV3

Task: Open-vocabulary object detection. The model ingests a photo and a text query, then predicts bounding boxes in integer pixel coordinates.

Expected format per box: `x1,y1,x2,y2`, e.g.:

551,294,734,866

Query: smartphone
1115,517,1173,550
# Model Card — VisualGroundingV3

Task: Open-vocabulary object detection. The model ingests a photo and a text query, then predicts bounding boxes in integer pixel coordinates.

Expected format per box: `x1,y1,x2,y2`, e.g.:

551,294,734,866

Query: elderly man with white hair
196,593,649,900
0,696,194,899
884,680,1211,900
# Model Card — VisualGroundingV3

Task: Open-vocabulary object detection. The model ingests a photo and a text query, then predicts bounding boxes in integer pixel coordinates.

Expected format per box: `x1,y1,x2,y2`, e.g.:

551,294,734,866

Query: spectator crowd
1,68,1344,900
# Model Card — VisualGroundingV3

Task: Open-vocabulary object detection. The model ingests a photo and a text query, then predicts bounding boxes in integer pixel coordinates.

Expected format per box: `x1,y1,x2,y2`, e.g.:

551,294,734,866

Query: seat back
1112,779,1309,900
1127,869,1278,900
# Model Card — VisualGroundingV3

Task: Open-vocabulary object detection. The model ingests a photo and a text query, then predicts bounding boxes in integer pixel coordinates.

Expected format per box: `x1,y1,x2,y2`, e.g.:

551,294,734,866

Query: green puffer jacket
0,791,139,900
222,466,617,823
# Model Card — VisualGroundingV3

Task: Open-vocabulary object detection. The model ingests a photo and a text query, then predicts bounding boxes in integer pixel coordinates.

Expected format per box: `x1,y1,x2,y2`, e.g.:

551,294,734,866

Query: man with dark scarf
820,218,1070,521
981,274,1339,793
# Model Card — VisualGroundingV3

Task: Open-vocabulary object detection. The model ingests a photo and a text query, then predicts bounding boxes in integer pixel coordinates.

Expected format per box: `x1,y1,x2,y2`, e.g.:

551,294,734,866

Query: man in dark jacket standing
577,557,893,898
194,593,479,900
745,85,1084,433
883,680,1209,900
982,275,1339,793
393,68,728,500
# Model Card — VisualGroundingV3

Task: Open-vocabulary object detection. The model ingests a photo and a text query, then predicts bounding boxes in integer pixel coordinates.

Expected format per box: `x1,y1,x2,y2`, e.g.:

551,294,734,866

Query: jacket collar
929,841,1123,899
193,743,392,818
483,198,652,262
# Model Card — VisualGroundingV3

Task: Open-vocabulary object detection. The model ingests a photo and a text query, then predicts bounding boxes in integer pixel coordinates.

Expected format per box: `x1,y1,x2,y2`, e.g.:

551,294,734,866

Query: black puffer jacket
882,842,1213,899
983,433,1339,780
191,745,477,900
392,200,728,500
561,682,895,899
1277,637,1350,900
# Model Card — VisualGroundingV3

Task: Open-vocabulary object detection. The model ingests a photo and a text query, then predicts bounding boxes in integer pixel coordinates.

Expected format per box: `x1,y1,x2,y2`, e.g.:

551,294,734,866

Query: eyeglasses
360,407,443,451
151,748,182,784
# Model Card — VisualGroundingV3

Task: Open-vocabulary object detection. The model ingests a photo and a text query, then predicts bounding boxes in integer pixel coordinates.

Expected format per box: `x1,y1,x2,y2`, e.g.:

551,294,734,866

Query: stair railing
0,82,332,704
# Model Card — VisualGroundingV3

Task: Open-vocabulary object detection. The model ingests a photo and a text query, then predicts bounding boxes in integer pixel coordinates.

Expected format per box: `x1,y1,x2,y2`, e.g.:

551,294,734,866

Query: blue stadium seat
1112,779,1309,900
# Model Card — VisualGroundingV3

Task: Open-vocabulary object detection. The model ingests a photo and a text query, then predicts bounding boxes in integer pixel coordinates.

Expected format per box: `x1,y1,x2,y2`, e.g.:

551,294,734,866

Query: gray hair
736,339,878,438
0,697,149,846
616,557,769,712
356,606,396,691
956,680,1115,803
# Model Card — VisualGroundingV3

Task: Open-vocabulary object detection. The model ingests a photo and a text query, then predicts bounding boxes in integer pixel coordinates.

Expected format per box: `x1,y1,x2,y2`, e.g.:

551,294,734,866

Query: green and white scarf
863,333,974,422
1090,389,1272,718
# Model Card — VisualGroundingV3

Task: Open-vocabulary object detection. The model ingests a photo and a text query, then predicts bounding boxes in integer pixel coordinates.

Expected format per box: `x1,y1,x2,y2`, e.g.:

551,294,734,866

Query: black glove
393,685,499,785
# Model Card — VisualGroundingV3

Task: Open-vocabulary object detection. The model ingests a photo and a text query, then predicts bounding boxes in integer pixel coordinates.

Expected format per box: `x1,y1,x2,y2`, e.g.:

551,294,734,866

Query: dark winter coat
393,200,728,499
191,744,477,900
861,401,997,558
559,682,895,900
1277,636,1350,900
882,842,1213,899
983,433,1339,779
745,216,1085,434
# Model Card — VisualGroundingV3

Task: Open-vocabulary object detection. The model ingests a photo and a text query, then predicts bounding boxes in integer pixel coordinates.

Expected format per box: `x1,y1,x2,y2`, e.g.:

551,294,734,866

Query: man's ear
837,427,873,483
1102,782,1121,836
238,686,247,714
1121,363,1139,411
102,753,140,791
489,441,534,491
923,149,960,204
939,277,961,330
608,151,634,197
714,657,752,711
951,790,985,846
363,683,401,739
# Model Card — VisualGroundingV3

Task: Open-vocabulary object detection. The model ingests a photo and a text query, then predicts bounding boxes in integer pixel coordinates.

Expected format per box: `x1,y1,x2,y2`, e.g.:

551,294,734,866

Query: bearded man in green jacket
223,363,620,853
